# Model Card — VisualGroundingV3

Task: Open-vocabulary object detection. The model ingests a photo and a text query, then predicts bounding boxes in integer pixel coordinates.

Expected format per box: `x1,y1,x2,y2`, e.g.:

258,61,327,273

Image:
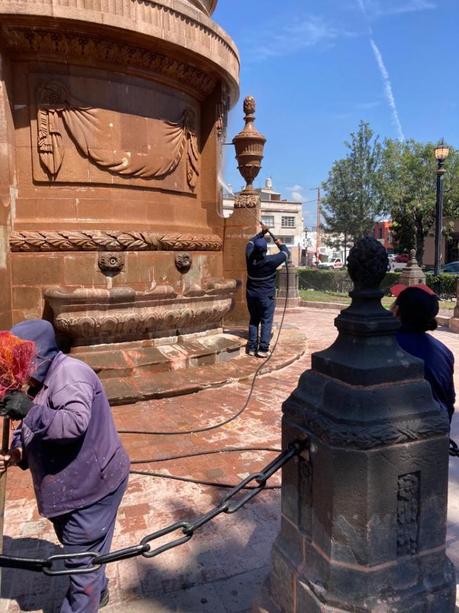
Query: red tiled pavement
1,308,459,612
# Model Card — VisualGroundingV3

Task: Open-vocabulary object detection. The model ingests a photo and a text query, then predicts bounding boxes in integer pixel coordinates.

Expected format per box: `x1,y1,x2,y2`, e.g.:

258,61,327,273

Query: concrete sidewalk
1,309,459,612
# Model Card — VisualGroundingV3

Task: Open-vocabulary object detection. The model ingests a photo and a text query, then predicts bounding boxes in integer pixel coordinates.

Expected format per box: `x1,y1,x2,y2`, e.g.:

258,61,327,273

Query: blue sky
214,0,459,226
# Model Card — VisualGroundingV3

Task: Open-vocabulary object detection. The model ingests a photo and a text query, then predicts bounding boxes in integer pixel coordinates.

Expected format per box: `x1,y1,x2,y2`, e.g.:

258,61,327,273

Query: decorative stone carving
234,192,260,208
44,279,236,344
10,231,223,252
398,249,426,286
216,84,230,141
37,81,199,189
175,253,192,273
181,0,218,14
258,236,454,613
347,235,388,290
2,28,219,101
232,96,266,206
98,252,125,276
397,472,420,556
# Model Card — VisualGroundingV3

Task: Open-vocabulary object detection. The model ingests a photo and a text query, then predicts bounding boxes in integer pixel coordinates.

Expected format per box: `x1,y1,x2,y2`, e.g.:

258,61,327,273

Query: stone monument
449,278,459,333
256,237,455,611
398,249,426,286
0,0,247,401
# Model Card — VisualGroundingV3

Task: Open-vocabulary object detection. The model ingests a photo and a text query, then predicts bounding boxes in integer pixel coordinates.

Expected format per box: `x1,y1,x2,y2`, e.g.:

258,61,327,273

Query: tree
379,140,459,264
321,122,384,245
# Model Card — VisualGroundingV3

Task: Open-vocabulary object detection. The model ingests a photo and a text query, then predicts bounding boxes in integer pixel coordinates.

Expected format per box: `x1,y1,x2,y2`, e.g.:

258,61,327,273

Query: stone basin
45,278,237,346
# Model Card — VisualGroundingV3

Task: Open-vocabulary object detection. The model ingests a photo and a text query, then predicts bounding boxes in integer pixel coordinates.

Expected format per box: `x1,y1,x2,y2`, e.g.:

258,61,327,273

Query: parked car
394,254,410,263
443,261,459,274
318,258,344,270
426,261,459,275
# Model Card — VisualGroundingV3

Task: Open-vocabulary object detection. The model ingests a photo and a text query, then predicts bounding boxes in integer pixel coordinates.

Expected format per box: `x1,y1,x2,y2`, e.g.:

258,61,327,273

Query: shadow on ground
0,491,280,613
1,536,68,612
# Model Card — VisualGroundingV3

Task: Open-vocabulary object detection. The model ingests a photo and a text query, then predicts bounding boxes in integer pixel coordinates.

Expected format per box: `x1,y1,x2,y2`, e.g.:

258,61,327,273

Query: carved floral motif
98,253,125,275
10,230,223,252
37,81,199,188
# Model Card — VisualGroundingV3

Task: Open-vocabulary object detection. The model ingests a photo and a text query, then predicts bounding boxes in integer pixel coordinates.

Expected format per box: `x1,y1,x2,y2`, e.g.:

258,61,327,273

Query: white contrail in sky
357,0,405,141
369,40,405,141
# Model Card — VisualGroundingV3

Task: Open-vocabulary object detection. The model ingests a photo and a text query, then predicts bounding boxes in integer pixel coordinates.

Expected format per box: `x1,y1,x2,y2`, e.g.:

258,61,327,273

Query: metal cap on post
255,237,455,612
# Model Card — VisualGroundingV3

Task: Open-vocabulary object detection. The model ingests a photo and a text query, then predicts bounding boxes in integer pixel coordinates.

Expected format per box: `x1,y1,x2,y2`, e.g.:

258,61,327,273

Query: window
261,215,275,228
281,216,295,228
378,227,383,239
278,235,294,245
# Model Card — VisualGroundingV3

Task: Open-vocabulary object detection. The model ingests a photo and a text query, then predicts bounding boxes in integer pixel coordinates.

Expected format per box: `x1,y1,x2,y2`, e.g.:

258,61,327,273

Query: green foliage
379,140,459,264
321,122,384,244
425,274,457,298
298,269,352,293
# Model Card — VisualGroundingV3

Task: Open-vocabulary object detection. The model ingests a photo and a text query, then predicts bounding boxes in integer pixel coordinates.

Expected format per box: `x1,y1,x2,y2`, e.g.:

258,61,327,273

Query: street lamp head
435,140,450,162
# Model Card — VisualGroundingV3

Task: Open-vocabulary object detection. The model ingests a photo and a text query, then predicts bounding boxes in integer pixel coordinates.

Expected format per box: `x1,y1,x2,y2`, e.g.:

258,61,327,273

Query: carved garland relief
10,230,223,252
36,81,199,190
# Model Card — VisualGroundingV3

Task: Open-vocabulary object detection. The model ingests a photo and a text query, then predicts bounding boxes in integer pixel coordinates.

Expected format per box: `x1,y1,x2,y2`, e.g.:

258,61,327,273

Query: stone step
103,330,307,405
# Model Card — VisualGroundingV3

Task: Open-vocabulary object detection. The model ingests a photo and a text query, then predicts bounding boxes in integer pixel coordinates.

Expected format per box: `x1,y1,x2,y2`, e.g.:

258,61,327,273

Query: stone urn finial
232,96,266,203
347,236,388,292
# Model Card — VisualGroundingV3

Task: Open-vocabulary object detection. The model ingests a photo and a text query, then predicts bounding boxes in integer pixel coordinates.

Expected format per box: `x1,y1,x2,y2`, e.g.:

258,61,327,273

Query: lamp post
434,140,450,275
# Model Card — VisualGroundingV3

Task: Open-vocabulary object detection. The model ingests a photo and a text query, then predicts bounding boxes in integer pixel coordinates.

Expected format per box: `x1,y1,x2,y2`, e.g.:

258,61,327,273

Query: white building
223,178,305,266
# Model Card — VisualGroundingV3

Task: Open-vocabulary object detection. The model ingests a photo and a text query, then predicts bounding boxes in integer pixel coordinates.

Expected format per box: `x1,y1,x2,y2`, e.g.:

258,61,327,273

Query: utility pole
311,187,321,264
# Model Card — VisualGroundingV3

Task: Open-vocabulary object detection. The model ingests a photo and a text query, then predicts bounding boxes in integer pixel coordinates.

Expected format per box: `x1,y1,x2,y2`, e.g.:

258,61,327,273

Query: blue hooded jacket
11,319,130,517
246,232,290,297
11,319,59,384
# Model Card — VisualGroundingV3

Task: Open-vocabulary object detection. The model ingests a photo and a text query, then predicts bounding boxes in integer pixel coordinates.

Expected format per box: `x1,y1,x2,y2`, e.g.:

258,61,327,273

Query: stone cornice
10,230,223,252
0,0,239,103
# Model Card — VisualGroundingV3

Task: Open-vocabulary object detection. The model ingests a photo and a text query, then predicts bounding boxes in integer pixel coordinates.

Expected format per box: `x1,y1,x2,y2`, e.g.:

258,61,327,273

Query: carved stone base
71,327,307,405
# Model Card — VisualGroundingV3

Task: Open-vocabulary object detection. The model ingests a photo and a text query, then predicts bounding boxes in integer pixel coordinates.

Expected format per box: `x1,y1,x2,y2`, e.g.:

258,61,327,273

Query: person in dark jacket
391,284,455,422
246,225,290,357
0,319,130,612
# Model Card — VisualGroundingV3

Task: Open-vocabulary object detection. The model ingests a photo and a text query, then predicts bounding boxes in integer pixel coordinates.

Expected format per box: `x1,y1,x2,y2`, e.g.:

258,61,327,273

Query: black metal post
434,159,446,275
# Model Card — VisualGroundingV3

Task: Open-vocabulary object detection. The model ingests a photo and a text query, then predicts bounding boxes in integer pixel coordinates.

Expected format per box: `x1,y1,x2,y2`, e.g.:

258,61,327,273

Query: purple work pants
51,476,128,613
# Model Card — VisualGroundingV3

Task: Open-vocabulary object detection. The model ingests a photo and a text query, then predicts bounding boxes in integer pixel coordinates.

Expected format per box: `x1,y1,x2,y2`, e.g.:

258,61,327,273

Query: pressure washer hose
120,219,292,488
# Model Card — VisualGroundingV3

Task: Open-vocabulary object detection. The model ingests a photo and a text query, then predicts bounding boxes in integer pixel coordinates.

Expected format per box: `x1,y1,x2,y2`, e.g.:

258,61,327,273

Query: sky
213,0,459,226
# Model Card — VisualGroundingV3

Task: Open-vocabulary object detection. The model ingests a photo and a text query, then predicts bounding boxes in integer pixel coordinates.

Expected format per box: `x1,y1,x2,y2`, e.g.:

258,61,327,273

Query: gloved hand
0,390,33,420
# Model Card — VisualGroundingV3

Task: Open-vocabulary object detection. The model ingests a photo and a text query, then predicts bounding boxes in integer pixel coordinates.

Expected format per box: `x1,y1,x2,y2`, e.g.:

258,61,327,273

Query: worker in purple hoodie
0,319,130,612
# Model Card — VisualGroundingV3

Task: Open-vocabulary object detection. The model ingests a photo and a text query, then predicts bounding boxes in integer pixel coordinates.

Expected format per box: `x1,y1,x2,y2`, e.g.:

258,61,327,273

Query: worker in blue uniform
391,284,455,422
246,225,290,358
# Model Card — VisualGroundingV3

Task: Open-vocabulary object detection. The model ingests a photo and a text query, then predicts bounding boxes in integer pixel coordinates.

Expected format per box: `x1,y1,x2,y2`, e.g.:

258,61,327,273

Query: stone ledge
101,328,307,405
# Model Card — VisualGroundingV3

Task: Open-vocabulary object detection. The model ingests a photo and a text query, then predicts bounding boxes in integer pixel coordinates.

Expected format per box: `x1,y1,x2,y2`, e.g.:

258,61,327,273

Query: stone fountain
0,0,249,402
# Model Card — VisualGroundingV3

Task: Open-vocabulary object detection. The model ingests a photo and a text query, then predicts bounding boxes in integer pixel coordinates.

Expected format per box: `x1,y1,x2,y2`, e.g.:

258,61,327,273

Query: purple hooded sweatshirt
11,320,130,518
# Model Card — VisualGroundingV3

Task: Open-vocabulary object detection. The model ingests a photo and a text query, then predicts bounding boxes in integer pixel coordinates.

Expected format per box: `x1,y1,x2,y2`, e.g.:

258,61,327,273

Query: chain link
0,440,307,576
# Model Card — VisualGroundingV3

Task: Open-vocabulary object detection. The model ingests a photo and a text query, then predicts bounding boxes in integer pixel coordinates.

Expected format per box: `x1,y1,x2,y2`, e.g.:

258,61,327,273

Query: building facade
373,220,394,253
223,178,305,266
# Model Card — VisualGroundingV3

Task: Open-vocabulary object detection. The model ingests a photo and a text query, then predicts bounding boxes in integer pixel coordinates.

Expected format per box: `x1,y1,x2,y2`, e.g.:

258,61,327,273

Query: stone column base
449,317,459,333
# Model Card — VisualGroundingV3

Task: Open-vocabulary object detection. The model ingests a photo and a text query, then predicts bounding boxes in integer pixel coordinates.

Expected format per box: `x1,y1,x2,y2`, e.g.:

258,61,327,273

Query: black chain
450,439,459,457
0,440,307,576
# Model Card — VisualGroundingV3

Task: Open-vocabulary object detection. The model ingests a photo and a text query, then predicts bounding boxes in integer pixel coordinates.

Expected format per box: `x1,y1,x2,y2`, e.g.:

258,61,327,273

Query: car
318,258,344,270
443,261,459,274
394,254,410,263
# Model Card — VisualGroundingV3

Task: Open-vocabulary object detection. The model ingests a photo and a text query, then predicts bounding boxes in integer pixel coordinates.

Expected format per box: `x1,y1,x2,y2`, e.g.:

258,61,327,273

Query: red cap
390,283,436,298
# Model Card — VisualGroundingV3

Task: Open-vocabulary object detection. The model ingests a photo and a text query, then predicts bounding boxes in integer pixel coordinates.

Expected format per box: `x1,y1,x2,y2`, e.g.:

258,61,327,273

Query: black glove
0,390,33,420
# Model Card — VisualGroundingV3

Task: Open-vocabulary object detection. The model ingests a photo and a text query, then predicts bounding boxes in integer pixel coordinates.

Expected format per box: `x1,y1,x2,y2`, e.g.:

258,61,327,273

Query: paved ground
1,307,459,612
